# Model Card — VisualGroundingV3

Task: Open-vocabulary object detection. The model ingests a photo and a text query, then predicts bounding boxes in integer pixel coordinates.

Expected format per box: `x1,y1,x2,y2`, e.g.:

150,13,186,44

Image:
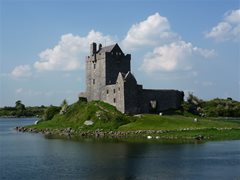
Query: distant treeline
0,100,46,117
183,94,240,117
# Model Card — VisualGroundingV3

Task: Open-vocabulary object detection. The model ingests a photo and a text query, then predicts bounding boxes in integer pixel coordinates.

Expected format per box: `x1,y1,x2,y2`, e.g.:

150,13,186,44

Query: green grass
118,114,240,131
27,100,240,141
29,100,129,131
147,129,240,140
117,115,240,141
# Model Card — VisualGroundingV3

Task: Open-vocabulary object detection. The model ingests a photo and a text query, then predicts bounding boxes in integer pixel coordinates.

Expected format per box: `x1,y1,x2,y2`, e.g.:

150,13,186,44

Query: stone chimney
90,42,97,56
98,43,102,52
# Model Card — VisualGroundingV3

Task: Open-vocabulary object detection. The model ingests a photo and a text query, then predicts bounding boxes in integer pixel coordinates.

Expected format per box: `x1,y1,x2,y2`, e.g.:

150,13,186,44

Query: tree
185,93,204,115
15,100,25,110
15,100,26,117
43,105,61,120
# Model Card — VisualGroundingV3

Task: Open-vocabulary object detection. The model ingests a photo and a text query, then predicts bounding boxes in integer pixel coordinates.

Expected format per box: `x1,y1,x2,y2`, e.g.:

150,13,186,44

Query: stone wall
139,89,184,113
123,73,141,114
102,84,117,106
86,43,131,102
86,54,106,101
101,73,125,113
105,52,131,85
101,72,184,114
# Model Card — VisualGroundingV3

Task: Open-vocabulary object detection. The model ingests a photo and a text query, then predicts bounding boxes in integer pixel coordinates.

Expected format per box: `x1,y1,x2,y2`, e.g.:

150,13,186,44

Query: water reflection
0,118,240,180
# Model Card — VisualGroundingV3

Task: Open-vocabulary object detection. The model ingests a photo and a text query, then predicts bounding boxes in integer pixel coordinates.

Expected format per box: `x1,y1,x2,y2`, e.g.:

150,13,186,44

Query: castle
84,42,184,114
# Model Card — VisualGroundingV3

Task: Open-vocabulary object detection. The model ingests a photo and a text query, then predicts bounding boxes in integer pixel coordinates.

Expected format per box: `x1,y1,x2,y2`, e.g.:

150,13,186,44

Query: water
0,118,240,180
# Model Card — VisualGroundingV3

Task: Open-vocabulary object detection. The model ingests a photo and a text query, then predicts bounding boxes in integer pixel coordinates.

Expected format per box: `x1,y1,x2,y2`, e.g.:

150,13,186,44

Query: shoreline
15,126,240,143
0,116,39,119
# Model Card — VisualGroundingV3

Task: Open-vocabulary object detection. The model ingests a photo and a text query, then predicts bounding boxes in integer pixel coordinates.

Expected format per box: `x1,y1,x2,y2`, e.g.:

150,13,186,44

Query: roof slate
99,44,116,53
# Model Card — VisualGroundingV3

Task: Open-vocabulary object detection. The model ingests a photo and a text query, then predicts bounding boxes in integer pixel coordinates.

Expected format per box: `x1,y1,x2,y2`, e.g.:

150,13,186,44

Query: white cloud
206,9,240,41
193,47,216,59
121,12,179,50
11,65,32,78
11,13,215,77
120,12,215,74
34,30,115,71
141,41,215,73
224,9,240,24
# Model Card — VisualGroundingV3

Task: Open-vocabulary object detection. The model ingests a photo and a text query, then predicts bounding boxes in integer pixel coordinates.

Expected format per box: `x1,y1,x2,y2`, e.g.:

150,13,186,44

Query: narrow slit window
113,98,116,103
107,89,109,94
93,63,96,69
113,89,116,93
93,79,95,84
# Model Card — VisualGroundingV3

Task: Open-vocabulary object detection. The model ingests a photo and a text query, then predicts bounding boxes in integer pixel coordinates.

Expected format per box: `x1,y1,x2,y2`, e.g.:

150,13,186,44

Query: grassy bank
25,100,240,142
118,114,239,130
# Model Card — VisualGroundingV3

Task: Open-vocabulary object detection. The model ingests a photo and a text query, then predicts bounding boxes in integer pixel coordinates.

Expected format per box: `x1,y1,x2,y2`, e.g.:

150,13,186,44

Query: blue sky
0,0,239,107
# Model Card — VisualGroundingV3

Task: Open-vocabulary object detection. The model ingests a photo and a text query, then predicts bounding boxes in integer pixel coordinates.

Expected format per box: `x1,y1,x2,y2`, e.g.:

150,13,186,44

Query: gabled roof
116,72,125,81
116,71,137,85
124,71,136,82
99,44,116,53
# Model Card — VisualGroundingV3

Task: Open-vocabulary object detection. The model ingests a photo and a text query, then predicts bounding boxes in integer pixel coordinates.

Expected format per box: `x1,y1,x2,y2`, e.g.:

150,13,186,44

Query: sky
0,0,239,107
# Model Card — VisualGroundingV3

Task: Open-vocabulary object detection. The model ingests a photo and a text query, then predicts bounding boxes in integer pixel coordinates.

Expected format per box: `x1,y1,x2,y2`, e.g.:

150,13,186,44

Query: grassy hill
33,100,129,130
26,100,240,142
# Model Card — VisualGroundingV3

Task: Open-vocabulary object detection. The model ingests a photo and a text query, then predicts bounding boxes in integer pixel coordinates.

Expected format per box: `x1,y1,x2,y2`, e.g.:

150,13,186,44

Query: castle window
116,52,118,55
113,89,116,93
93,79,95,84
113,98,116,103
119,52,121,55
118,87,120,91
93,63,96,69
107,89,109,94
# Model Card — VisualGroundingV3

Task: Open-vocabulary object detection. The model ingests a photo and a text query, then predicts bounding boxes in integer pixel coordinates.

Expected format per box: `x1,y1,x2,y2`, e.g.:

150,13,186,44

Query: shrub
43,106,61,120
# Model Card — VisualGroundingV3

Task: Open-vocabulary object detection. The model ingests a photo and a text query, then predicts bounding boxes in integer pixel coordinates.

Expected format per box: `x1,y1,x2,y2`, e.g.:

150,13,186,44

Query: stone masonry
84,42,184,114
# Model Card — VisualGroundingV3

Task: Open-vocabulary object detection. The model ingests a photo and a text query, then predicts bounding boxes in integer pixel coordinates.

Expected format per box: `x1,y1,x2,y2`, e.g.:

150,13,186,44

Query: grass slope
33,101,129,130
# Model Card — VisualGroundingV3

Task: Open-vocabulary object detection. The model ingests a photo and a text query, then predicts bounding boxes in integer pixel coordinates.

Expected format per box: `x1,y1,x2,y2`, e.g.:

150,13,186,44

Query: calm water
0,118,240,180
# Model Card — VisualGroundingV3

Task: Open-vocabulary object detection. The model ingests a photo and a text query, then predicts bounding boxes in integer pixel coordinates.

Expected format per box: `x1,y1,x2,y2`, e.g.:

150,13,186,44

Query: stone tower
84,42,184,114
86,42,131,101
